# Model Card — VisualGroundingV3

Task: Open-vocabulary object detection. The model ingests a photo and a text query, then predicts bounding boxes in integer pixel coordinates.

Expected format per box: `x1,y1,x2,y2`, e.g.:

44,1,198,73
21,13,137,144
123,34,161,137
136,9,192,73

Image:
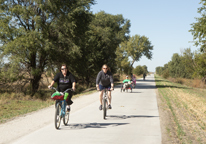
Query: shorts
99,84,111,91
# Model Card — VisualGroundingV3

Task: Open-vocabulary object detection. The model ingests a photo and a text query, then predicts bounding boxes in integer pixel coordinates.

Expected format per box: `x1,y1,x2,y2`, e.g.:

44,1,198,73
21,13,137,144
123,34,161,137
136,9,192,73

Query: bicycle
121,82,132,93
50,87,72,129
101,88,110,120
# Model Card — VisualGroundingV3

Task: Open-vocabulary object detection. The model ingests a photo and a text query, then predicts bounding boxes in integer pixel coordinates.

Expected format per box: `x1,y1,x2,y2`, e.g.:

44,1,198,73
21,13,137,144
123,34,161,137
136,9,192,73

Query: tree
116,35,153,75
181,48,195,79
190,1,206,81
142,65,148,74
116,41,130,74
126,35,153,67
190,0,206,52
68,11,131,87
0,0,94,95
194,51,206,83
133,65,143,76
168,53,188,78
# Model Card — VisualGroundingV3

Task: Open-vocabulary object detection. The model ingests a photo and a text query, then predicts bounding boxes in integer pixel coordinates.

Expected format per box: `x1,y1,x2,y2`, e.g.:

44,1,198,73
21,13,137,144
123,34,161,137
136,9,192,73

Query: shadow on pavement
107,115,159,120
63,122,129,130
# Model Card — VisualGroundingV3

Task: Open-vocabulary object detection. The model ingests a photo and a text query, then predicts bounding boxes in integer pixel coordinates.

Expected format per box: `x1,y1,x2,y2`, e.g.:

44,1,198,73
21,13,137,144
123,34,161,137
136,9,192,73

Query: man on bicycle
96,64,114,110
48,64,76,112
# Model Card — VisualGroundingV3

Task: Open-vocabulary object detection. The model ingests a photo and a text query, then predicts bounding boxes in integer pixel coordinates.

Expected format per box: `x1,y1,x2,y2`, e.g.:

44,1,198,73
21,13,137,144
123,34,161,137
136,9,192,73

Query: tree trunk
31,75,42,96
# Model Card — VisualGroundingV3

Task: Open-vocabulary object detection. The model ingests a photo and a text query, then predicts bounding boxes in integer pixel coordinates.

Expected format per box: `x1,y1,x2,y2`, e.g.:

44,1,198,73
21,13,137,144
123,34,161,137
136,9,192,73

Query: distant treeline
156,48,206,83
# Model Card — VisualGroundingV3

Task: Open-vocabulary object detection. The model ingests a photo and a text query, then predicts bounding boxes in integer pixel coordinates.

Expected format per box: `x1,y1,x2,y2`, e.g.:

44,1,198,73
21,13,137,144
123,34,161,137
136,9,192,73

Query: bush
162,70,169,79
176,78,183,84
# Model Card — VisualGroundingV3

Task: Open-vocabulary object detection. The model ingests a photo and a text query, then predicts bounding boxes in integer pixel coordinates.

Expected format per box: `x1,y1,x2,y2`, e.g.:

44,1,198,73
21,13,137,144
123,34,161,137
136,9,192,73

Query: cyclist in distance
48,64,76,112
132,74,136,86
96,64,114,110
143,72,146,80
122,75,132,90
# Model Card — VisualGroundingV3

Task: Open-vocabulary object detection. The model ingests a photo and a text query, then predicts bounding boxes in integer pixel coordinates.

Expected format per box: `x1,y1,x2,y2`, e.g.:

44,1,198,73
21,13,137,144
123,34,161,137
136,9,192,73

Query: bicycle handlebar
49,86,73,93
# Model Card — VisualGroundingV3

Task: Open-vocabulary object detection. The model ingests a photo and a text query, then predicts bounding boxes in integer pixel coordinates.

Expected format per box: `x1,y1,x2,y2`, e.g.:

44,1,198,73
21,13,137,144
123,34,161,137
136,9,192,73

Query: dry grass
0,91,54,123
168,77,206,89
156,75,206,143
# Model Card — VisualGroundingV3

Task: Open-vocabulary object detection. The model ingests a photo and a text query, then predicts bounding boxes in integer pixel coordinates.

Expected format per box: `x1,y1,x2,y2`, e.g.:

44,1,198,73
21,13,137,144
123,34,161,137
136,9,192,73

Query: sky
90,0,202,72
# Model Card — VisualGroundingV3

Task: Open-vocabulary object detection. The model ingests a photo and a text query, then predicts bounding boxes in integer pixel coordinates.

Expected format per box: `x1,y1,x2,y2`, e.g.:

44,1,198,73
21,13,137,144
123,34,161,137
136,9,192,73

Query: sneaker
66,105,70,112
108,104,112,109
99,105,102,110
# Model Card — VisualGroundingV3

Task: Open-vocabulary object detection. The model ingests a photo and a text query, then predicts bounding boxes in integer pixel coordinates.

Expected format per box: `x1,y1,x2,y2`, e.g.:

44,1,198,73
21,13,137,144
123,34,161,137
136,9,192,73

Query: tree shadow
136,79,167,83
155,85,190,89
107,115,159,120
63,122,129,130
135,84,190,89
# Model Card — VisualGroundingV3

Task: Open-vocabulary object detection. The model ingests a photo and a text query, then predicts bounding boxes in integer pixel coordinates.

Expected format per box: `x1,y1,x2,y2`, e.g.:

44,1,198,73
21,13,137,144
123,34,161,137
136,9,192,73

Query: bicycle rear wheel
55,102,62,129
103,98,107,119
63,112,69,125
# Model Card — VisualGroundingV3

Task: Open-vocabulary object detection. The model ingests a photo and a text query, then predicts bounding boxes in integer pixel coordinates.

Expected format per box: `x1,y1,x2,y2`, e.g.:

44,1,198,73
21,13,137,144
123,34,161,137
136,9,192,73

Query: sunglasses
103,68,108,69
61,68,67,70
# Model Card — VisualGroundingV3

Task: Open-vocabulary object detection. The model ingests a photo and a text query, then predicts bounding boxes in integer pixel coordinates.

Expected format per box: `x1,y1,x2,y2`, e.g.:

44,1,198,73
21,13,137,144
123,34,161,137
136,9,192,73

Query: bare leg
99,90,103,105
108,91,112,105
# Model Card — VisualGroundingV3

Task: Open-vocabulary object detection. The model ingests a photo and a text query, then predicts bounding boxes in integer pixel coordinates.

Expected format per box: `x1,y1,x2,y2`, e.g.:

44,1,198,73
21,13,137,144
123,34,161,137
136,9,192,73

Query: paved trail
0,74,161,144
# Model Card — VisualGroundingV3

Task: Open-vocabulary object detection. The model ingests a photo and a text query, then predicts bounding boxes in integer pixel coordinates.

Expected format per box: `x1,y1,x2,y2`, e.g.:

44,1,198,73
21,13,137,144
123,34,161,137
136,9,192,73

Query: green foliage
126,35,153,67
68,11,130,87
156,48,196,79
180,48,194,79
0,0,94,95
168,53,183,78
190,0,206,52
133,65,143,75
162,69,169,79
133,65,149,76
116,34,153,74
194,52,206,82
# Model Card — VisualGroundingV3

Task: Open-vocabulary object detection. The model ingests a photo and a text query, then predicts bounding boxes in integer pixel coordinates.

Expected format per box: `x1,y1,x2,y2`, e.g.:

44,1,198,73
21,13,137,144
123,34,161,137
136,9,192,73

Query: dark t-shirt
96,70,113,86
53,72,75,92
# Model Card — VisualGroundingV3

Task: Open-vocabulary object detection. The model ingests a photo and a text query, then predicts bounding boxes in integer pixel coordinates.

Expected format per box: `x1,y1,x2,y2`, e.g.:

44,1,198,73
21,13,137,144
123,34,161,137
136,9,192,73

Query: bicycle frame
50,87,72,129
55,100,67,117
102,88,109,119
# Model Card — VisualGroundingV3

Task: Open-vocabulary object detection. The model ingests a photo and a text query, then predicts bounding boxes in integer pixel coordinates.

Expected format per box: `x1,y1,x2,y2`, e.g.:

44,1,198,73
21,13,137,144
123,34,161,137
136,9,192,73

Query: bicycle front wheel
55,102,62,129
63,112,69,125
103,98,107,119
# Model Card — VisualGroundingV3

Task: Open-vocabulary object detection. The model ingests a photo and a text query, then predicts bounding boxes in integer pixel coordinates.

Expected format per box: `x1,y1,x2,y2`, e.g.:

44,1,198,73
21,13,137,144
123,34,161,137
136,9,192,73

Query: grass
0,91,54,123
155,75,206,143
0,79,122,124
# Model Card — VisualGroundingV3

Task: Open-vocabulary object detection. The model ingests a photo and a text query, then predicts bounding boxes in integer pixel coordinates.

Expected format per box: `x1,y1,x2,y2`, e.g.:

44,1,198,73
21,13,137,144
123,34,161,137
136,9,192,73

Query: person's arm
96,71,101,90
48,80,55,88
111,83,114,90
70,73,76,91
48,73,59,88
110,73,114,90
72,82,76,91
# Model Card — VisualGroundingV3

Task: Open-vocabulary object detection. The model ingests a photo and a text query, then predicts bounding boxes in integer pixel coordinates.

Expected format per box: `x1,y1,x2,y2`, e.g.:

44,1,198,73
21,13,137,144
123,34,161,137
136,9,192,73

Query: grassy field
155,75,206,144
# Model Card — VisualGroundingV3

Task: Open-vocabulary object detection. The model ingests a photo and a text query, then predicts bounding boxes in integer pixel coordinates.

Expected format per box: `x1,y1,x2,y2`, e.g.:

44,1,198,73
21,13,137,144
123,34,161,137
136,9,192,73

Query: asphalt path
5,74,161,144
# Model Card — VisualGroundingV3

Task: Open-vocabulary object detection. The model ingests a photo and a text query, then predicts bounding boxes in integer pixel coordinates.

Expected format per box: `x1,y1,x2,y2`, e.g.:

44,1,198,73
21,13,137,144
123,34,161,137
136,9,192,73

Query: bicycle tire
63,112,69,125
103,97,107,119
55,102,62,129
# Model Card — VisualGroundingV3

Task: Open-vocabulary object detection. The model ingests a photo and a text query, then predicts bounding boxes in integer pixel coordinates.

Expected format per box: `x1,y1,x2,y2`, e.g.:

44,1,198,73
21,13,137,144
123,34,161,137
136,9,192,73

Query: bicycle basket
51,92,64,100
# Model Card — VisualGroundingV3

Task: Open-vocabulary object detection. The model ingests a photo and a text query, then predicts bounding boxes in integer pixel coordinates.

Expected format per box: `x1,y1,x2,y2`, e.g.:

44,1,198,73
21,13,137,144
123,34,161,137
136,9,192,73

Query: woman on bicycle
48,64,76,112
96,64,114,110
